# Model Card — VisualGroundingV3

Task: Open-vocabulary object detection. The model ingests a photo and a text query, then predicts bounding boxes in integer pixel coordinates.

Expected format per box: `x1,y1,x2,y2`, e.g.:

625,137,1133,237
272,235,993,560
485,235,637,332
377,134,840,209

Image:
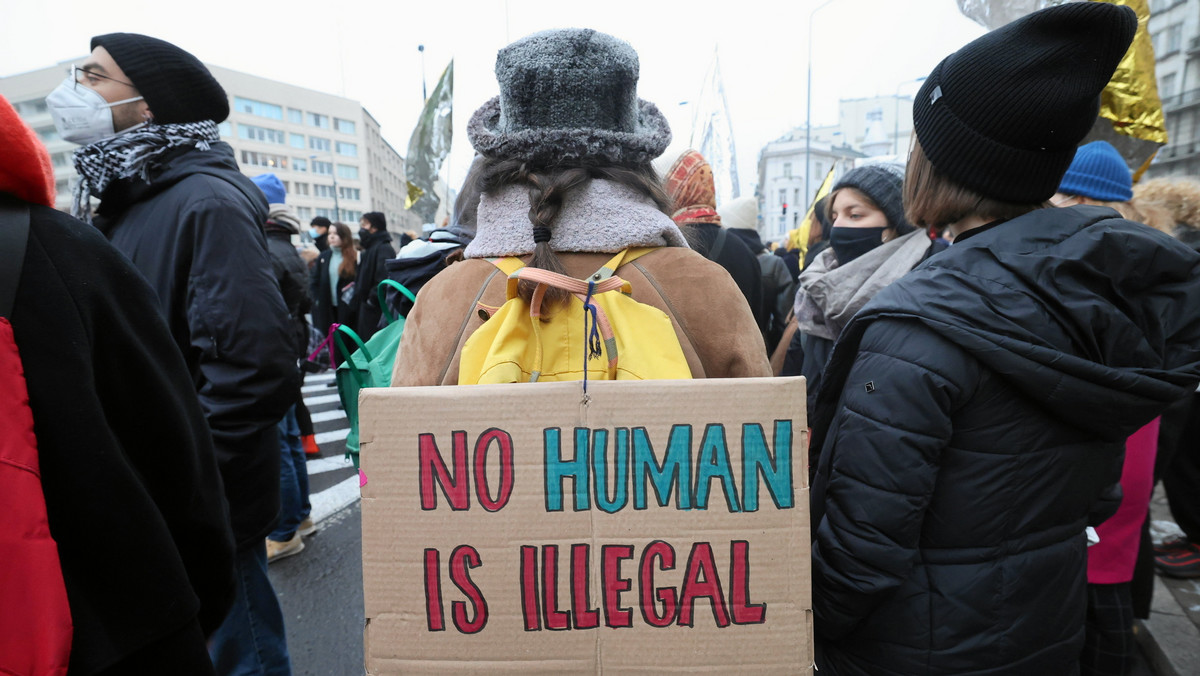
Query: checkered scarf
71,120,221,222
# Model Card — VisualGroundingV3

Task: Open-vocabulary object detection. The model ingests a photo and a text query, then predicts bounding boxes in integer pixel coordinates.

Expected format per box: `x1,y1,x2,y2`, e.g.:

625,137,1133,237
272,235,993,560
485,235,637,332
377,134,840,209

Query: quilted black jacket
809,206,1200,675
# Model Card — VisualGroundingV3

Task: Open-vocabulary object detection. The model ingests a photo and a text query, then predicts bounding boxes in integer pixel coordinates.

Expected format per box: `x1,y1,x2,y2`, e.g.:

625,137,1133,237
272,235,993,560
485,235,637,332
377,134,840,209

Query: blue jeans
269,405,310,541
208,543,291,675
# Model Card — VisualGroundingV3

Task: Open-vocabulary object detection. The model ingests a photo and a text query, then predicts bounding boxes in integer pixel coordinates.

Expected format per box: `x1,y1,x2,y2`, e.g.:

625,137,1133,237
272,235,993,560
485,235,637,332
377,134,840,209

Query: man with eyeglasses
46,33,299,676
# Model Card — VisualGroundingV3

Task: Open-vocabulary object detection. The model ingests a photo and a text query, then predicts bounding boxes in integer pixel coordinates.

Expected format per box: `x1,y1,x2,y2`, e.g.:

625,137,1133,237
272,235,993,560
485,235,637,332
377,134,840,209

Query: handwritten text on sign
416,422,794,635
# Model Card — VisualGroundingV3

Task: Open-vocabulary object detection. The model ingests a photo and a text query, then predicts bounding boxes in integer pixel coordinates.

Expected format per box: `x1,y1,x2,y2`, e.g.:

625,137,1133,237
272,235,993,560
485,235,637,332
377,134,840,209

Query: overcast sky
1,0,986,195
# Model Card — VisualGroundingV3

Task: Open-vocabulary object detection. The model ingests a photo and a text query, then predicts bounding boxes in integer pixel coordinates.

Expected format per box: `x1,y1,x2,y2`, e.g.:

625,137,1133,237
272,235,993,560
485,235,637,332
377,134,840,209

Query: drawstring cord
582,280,602,394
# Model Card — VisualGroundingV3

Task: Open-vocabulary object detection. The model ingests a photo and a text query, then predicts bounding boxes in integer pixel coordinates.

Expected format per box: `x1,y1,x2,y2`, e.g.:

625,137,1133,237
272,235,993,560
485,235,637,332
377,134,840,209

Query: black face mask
830,226,887,265
358,227,372,240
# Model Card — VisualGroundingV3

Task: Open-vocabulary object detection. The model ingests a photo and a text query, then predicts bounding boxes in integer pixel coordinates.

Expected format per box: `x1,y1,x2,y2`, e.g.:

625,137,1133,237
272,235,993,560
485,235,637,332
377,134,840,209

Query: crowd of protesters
5,3,1200,675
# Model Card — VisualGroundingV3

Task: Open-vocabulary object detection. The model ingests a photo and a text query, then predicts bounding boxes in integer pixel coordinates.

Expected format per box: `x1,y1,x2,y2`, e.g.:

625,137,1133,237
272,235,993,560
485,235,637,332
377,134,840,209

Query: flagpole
805,0,838,214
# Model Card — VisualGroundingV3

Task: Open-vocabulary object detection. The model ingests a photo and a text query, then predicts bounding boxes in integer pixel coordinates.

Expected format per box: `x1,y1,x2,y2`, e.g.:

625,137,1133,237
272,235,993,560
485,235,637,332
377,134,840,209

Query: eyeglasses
69,64,135,90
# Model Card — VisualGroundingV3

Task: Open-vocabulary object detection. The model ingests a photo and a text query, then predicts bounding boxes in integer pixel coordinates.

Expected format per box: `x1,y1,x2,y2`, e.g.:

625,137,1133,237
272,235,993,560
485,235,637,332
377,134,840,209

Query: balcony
1161,87,1200,113
1155,141,1199,164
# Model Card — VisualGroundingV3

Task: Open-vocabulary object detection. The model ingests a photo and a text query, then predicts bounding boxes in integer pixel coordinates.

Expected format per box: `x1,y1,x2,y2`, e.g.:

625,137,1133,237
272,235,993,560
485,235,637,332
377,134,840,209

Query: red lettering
602,545,635,628
639,540,678,627
449,545,488,634
729,540,766,624
542,545,571,630
423,548,444,631
571,544,600,629
419,431,470,510
474,428,514,512
678,542,730,627
520,545,540,631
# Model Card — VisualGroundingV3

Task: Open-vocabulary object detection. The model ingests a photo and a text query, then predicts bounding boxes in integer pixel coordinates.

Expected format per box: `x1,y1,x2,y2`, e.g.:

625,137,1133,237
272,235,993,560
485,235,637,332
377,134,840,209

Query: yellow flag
1094,0,1168,145
788,168,837,269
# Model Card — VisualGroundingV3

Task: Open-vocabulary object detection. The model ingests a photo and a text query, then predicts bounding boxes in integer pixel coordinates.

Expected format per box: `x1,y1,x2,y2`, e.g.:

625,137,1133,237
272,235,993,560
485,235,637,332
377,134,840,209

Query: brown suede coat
391,247,771,386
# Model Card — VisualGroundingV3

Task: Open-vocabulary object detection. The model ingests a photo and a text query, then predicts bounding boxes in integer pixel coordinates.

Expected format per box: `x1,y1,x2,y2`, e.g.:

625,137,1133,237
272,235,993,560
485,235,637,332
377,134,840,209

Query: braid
467,157,675,311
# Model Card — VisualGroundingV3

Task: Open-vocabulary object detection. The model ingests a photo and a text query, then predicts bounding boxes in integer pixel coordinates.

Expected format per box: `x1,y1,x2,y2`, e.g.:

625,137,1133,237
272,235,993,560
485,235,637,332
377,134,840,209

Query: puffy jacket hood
814,205,1200,445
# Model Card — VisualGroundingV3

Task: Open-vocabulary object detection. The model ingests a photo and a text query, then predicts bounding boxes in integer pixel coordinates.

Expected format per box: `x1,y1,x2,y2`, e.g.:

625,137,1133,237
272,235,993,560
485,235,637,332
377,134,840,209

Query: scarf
71,120,220,222
464,178,689,258
662,149,722,226
793,229,932,341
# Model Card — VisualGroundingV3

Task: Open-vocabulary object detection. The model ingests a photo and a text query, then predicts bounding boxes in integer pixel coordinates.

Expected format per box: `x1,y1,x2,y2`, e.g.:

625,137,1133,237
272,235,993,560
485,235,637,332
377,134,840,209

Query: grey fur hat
467,28,672,167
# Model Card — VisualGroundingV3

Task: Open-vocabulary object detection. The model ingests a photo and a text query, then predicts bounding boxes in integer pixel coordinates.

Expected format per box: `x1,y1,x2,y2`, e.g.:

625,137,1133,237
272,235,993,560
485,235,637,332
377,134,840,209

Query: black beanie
91,33,229,124
912,2,1136,203
832,164,914,235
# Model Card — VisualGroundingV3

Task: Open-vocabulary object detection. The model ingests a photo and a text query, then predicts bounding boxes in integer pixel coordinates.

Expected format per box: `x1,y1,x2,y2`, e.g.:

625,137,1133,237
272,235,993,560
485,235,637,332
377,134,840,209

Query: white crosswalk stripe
301,371,357,525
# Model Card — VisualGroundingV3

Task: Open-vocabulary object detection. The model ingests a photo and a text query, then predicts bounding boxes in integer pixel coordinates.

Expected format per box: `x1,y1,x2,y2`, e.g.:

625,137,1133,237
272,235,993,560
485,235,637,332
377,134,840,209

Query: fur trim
0,95,55,207
464,178,689,258
467,96,671,167
1134,177,1200,230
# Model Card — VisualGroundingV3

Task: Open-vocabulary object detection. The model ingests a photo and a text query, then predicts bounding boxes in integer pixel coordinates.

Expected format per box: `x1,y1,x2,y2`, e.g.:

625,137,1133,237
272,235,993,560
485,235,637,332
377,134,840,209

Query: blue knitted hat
1057,141,1132,202
251,173,286,205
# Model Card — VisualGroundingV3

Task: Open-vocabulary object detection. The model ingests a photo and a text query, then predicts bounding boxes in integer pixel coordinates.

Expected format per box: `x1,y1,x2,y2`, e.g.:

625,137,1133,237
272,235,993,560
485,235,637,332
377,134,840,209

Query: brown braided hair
470,157,671,310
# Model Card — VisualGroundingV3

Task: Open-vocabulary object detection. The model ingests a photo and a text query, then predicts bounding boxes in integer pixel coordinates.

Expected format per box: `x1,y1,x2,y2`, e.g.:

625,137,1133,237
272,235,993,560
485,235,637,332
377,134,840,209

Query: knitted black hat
467,28,671,167
912,2,1136,203
833,164,914,235
91,33,229,124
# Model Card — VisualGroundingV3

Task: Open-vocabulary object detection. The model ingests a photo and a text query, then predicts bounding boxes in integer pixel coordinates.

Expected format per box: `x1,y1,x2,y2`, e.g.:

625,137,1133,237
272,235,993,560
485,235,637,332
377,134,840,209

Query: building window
292,158,308,172
16,99,48,115
36,126,59,142
234,96,283,120
339,186,361,201
315,208,334,219
336,141,358,157
218,121,232,136
50,152,69,167
782,162,792,178
335,118,356,134
1162,72,1178,99
308,112,330,129
293,182,310,196
309,137,331,152
288,108,303,124
814,162,823,177
778,188,786,205
237,124,285,144
337,164,359,180
312,161,333,176
340,209,362,222
239,151,288,169
1166,24,1184,54
314,184,337,198
289,133,305,149
296,206,312,220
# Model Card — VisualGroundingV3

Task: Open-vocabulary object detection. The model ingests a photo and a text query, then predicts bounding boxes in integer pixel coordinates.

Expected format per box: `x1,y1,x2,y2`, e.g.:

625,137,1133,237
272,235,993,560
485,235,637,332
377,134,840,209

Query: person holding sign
390,29,769,386
807,4,1200,674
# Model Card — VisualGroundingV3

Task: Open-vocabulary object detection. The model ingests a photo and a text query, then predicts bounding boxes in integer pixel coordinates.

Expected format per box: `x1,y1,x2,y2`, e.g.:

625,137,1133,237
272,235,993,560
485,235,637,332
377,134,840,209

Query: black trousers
1157,393,1200,541
1082,583,1135,676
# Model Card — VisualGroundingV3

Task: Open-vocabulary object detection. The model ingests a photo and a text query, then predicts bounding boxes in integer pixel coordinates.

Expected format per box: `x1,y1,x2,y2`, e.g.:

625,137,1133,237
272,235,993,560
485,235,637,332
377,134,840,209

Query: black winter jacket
310,247,357,336
684,222,765,333
265,221,312,359
809,206,1200,675
354,229,396,340
94,142,298,549
9,195,236,674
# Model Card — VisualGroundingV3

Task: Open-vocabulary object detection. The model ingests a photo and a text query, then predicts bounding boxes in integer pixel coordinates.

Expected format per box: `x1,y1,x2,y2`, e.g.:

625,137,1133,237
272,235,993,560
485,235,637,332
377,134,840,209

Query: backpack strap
0,202,31,319
706,228,728,262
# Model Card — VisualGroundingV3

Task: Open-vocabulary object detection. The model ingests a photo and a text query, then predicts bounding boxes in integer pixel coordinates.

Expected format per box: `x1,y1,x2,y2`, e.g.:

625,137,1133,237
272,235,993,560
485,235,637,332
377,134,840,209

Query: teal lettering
694,424,740,511
593,428,629,514
544,427,590,511
633,425,693,509
741,422,793,511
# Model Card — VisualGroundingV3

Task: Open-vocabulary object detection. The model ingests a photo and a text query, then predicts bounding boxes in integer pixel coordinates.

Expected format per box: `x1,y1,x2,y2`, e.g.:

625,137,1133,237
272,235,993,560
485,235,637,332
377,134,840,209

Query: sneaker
298,517,317,537
1155,541,1200,578
266,534,305,563
1153,536,1192,557
302,435,320,456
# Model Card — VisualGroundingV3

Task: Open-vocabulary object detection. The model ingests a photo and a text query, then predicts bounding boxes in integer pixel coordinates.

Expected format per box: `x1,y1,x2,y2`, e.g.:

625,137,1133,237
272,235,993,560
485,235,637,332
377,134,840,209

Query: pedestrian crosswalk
301,370,360,526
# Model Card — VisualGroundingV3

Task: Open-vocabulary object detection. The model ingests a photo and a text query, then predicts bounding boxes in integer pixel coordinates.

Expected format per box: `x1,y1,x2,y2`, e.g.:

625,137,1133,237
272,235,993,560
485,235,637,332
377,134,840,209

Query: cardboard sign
360,377,811,674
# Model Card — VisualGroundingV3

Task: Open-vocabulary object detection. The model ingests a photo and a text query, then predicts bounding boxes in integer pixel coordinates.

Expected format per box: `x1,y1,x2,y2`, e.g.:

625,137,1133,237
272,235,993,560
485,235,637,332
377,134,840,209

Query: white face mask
45,77,146,145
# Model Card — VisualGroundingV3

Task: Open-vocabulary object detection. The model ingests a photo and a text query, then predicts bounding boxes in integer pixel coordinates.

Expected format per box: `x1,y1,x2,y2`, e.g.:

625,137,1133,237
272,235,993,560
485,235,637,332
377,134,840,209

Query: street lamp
418,44,427,102
311,154,340,221
893,76,926,156
805,0,839,214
